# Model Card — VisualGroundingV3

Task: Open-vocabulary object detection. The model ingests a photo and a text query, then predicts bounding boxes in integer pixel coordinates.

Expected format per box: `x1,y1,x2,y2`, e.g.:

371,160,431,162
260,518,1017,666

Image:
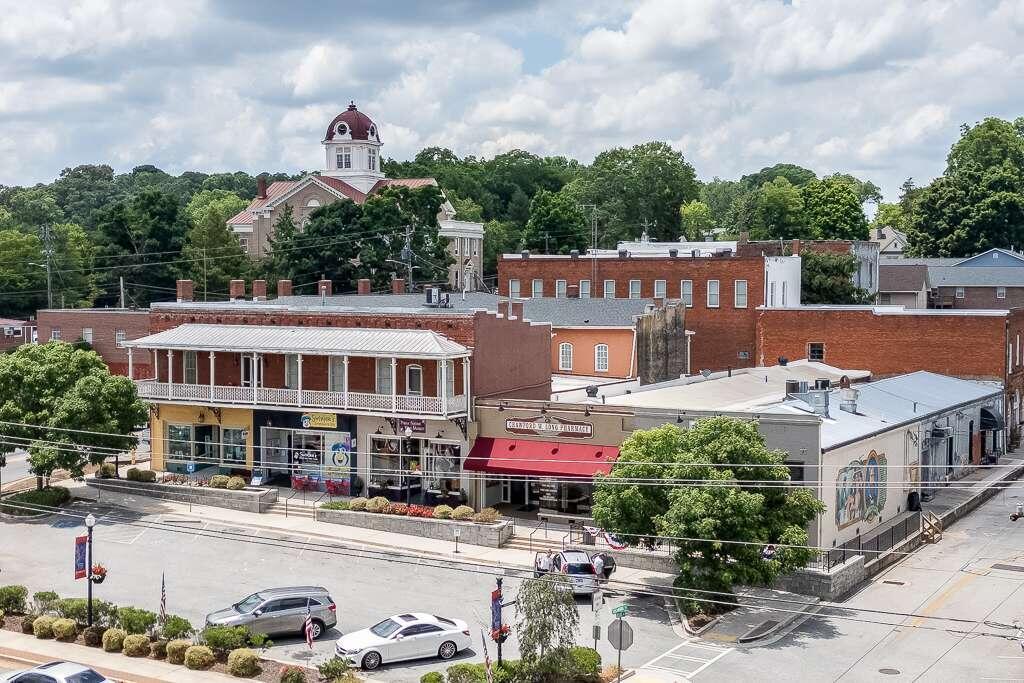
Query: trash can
582,529,596,545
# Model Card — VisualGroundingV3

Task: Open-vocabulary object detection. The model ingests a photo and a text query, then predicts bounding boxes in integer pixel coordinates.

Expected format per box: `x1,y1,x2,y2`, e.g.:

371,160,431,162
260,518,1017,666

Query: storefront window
293,431,324,476
223,428,246,464
166,424,192,460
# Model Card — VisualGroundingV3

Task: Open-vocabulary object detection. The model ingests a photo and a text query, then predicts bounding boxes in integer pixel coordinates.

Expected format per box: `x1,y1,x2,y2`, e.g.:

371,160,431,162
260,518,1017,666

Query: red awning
465,438,619,478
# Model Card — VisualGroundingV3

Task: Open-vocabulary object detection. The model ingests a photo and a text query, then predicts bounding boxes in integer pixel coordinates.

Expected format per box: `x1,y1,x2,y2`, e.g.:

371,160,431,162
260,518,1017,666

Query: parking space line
687,647,732,679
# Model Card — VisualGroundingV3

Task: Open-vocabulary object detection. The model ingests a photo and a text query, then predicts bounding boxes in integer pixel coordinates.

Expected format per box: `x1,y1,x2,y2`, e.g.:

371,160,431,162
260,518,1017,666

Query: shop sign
295,450,321,464
301,412,337,429
398,418,427,434
505,415,593,439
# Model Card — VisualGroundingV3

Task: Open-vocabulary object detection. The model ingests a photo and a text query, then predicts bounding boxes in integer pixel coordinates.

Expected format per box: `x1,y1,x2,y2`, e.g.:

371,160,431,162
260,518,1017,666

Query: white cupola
321,101,384,193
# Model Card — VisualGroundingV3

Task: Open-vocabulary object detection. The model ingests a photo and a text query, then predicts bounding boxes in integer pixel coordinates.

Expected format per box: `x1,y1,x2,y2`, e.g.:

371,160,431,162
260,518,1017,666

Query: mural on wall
836,450,888,530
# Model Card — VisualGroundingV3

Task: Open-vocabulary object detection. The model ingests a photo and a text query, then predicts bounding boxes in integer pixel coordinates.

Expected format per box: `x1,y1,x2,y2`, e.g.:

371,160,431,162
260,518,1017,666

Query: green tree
753,177,808,240
180,206,250,300
825,173,882,205
679,200,714,240
698,179,746,234
740,163,817,190
0,342,147,489
514,574,579,662
5,187,64,228
51,165,121,229
870,202,909,236
524,189,588,254
482,220,522,279
801,178,869,240
184,190,247,227
0,230,46,317
49,223,100,308
800,251,871,304
261,205,298,286
592,420,823,615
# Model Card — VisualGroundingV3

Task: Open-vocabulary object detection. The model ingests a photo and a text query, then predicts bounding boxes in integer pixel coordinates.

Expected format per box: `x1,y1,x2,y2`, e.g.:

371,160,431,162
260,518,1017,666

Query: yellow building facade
149,403,255,472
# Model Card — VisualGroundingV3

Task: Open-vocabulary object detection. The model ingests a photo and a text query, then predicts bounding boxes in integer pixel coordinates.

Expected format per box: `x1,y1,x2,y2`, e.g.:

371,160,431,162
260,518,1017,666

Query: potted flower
90,564,107,584
490,624,510,644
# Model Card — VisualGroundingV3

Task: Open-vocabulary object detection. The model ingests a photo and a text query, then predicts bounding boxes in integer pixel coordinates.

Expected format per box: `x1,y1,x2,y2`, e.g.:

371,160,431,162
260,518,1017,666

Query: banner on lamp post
74,535,88,580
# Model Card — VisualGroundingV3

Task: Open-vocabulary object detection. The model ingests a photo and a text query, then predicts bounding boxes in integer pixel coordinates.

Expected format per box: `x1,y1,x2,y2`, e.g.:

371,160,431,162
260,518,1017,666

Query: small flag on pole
480,631,493,683
303,599,314,649
159,572,167,625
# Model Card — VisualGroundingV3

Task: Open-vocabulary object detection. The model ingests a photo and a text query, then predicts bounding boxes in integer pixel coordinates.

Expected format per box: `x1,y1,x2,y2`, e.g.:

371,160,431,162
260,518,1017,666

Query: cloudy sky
2,0,1023,199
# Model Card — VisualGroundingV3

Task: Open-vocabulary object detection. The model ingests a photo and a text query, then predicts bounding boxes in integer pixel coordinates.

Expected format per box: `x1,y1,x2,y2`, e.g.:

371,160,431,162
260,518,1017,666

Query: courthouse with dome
227,102,485,291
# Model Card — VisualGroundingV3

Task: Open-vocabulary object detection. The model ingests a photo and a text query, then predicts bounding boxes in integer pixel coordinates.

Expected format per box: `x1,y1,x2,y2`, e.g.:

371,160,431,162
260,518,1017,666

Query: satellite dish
700,369,712,378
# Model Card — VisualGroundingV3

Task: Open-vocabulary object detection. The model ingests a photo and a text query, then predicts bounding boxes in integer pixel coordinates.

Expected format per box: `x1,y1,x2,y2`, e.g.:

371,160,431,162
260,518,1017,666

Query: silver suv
205,586,337,639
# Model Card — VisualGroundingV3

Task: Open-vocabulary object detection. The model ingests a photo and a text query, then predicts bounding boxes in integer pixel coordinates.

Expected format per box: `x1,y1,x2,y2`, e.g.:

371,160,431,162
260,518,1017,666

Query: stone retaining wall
86,478,278,513
775,555,867,601
316,508,513,548
565,545,679,574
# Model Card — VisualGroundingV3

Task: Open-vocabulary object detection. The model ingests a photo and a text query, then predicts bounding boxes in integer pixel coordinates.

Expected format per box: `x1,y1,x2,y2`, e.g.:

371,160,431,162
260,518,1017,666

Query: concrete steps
265,502,316,519
503,535,564,553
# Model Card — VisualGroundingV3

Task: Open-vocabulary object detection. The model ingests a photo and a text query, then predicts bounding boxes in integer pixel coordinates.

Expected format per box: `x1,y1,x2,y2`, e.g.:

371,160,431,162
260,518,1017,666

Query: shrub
33,591,60,614
98,463,117,478
0,585,28,614
92,600,119,628
227,476,246,490
408,504,435,518
365,496,389,513
348,497,368,511
0,487,70,516
451,505,475,521
0,609,4,622
126,467,141,481
247,631,272,650
52,618,78,641
317,658,350,680
228,648,261,677
151,639,169,659
209,475,230,489
567,646,602,681
279,666,307,683
123,634,152,657
472,507,500,523
388,502,409,515
599,665,624,682
20,614,37,633
446,663,488,683
167,639,191,665
201,625,249,655
55,598,88,623
102,628,126,652
420,673,445,683
161,614,194,640
83,625,105,647
434,504,453,519
138,470,157,483
117,606,158,634
32,616,56,639
185,645,215,670
321,501,349,511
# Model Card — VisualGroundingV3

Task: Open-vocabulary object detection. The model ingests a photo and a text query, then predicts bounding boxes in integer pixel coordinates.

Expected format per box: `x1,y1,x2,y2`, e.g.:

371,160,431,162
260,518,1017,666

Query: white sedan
0,662,112,683
335,613,471,670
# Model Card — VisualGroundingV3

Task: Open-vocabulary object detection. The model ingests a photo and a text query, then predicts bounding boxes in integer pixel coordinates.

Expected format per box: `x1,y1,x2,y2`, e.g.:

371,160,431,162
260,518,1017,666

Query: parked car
335,613,471,670
205,586,336,639
534,550,614,595
0,661,111,683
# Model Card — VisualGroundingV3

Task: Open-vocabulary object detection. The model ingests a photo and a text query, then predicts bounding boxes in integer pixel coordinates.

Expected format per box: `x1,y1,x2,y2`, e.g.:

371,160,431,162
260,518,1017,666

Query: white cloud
285,44,360,98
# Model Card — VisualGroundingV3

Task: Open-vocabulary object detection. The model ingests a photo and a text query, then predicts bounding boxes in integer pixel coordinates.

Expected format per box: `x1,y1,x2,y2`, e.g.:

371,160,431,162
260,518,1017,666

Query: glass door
241,356,262,388
293,430,325,478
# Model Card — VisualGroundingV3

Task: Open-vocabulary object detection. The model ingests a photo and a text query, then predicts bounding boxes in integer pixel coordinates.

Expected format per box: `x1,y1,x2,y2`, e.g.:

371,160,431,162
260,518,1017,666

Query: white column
440,359,448,416
167,350,173,384
391,357,398,412
209,351,215,399
343,356,349,410
297,354,303,406
252,352,259,404
463,357,470,416
127,347,134,379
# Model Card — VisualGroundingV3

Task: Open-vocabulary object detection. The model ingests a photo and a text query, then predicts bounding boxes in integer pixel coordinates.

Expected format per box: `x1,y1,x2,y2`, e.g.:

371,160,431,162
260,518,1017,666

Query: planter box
316,508,513,548
565,544,679,575
86,478,278,513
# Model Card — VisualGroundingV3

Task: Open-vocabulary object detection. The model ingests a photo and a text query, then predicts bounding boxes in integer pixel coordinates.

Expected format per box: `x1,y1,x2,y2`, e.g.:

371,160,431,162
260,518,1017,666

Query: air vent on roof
668,248,679,258
814,378,830,390
424,287,450,308
570,249,579,259
618,248,628,258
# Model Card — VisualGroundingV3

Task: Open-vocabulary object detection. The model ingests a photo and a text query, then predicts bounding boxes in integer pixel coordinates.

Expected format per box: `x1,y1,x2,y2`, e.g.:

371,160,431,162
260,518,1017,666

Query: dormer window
336,146,351,169
335,122,349,137
368,124,377,139
368,147,377,171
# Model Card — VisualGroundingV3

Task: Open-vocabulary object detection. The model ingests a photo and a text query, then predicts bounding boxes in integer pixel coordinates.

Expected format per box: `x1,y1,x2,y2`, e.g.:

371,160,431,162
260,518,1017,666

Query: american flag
303,601,314,649
480,631,493,683
159,572,166,625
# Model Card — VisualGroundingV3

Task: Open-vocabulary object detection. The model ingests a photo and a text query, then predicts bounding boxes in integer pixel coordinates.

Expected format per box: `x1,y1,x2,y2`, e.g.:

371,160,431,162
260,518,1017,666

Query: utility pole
203,247,208,302
42,224,53,309
544,232,550,254
400,224,413,292
578,204,598,293
119,276,125,309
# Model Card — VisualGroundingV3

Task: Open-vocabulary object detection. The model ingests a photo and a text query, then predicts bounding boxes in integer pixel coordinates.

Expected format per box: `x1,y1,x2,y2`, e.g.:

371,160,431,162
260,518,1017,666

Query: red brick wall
472,311,551,399
0,324,32,352
937,286,1024,310
736,239,856,257
37,310,152,378
756,308,1008,380
497,256,763,371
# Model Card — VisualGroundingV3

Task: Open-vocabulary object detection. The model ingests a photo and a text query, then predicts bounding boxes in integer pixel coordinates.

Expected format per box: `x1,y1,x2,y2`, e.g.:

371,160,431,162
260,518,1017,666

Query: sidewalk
0,629,237,682
922,451,1024,527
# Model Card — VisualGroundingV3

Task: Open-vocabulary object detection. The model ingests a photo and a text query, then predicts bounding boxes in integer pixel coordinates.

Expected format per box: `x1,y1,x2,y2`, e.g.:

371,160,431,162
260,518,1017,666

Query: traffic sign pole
616,617,622,683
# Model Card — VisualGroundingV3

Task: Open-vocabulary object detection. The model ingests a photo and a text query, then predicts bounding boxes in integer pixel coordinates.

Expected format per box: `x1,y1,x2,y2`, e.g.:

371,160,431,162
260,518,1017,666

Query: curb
0,644,159,683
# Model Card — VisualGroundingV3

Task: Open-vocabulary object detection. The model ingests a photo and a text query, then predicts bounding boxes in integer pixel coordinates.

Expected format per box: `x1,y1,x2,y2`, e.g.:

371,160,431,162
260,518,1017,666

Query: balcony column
252,352,259,405
462,357,471,417
342,356,349,410
297,354,303,406
127,347,134,380
167,350,173,384
391,357,398,413
440,359,448,416
208,351,215,399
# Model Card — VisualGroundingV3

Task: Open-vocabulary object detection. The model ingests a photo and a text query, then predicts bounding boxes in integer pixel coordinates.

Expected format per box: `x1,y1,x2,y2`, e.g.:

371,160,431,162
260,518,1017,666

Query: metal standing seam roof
122,323,471,358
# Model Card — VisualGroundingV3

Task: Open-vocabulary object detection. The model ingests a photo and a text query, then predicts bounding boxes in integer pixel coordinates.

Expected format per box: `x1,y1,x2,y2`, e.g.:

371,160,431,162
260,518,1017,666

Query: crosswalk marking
640,638,733,680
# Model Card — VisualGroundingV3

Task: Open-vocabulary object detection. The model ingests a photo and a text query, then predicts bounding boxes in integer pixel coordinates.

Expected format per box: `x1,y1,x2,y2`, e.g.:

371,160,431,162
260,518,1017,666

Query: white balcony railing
135,380,468,417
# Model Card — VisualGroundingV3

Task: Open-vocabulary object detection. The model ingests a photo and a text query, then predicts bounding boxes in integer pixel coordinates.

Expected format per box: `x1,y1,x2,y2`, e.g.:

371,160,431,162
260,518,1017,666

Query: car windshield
370,618,402,638
66,670,107,683
566,563,596,575
234,593,263,613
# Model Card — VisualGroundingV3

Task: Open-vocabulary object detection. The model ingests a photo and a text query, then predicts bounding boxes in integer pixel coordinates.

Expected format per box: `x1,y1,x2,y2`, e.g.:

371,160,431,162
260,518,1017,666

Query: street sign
592,590,604,612
608,619,634,651
185,461,196,474
611,604,628,618
592,624,601,642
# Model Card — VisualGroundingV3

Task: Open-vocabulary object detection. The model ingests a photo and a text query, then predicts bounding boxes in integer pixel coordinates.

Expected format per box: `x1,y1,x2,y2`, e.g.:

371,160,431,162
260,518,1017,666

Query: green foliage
126,467,141,481
201,625,250,655
91,600,120,628
523,189,588,254
420,673,445,683
446,663,488,683
472,507,500,523
123,633,152,657
97,463,117,478
800,177,869,240
317,657,351,680
185,189,248,227
55,598,89,623
593,420,824,615
321,500,350,510
33,616,56,638
33,590,59,614
515,575,579,661
801,251,872,305
20,614,37,633
566,646,602,681
227,476,246,490
434,504,453,519
151,639,169,659
167,639,191,665
0,229,47,317
227,648,261,677
247,631,272,650
209,475,230,489
0,585,28,613
83,625,105,647
117,606,158,634
180,205,251,300
740,163,817,190
0,486,71,514
679,200,714,241
102,628,127,652
366,496,389,513
0,342,146,484
161,614,194,640
753,177,809,240
185,645,216,670
347,497,368,511
451,505,474,520
278,666,307,683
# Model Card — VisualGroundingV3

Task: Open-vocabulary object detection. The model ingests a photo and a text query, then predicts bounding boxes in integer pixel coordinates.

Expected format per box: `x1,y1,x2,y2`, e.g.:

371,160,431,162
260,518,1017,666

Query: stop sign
607,619,634,650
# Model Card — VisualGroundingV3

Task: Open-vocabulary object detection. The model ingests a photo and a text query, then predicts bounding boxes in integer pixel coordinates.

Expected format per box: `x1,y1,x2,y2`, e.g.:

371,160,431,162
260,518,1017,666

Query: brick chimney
510,301,524,319
567,284,579,299
252,280,267,300
738,231,750,244
229,279,245,300
357,279,372,295
391,278,406,295
256,176,267,200
792,239,802,255
318,279,333,296
277,279,293,297
176,279,194,303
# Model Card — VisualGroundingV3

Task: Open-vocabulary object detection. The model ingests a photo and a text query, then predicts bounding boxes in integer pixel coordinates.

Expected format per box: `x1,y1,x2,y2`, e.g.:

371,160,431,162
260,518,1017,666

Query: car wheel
307,619,325,640
438,640,458,660
362,651,382,670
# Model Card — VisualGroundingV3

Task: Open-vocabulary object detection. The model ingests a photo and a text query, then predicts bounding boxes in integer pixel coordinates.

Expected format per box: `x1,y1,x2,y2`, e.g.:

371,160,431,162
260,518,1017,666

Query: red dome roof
324,102,379,142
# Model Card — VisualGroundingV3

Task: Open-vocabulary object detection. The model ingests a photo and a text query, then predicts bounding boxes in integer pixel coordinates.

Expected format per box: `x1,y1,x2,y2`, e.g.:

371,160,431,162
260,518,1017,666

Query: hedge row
322,498,501,523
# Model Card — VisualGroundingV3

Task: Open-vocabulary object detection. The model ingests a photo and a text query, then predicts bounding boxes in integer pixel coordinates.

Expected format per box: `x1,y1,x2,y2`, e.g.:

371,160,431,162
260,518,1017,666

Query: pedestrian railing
806,511,922,571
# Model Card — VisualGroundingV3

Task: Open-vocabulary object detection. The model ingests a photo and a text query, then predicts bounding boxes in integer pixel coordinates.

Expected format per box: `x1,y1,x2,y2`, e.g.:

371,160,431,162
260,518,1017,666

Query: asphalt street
0,451,31,489
0,501,680,681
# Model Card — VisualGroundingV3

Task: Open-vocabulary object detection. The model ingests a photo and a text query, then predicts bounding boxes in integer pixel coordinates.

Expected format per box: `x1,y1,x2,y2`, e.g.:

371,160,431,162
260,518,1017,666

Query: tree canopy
801,251,872,304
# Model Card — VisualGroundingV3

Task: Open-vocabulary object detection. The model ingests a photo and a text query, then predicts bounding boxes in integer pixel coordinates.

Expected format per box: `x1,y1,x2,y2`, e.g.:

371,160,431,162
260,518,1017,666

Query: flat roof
123,323,470,358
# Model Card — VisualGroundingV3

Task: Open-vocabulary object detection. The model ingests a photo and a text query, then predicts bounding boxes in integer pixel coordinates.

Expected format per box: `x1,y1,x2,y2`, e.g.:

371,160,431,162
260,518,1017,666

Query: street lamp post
85,514,96,626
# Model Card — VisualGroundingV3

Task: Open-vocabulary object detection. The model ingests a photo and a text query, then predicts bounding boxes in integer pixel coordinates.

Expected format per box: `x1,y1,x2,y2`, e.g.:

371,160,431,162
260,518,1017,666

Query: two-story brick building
35,308,152,377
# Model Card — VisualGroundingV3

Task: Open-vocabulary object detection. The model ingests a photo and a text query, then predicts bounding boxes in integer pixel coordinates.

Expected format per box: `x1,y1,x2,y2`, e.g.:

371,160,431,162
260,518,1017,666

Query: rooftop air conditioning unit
2,327,12,336
814,378,830,390
668,248,679,258
617,249,628,258
691,249,700,258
